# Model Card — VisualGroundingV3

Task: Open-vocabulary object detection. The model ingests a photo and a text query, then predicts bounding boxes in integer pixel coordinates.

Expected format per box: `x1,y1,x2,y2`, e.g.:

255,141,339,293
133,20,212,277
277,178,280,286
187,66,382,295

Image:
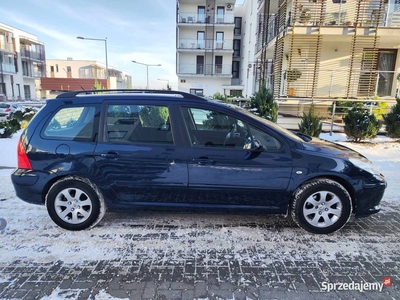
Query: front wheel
291,178,352,234
46,177,105,230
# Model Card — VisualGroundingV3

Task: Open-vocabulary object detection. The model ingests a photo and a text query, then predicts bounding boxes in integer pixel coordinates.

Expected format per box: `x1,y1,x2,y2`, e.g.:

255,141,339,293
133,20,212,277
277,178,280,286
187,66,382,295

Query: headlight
349,158,381,175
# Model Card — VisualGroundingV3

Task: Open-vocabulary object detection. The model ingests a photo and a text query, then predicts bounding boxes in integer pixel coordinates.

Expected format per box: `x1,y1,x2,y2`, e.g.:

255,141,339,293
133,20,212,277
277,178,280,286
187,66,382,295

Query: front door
181,106,292,210
94,102,188,205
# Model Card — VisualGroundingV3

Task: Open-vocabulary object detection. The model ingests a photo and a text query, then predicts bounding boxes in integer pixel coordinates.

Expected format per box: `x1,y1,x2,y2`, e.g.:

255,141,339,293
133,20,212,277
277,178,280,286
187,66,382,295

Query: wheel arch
290,175,357,213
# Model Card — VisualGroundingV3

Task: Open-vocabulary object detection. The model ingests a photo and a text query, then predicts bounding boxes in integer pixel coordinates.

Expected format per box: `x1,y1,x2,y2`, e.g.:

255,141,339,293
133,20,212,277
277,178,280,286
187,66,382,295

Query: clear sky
1,0,246,90
1,0,179,89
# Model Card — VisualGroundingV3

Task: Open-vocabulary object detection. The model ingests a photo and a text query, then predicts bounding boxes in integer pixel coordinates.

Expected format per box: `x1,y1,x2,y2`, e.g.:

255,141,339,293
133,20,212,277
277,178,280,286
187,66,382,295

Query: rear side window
42,106,98,141
106,104,173,144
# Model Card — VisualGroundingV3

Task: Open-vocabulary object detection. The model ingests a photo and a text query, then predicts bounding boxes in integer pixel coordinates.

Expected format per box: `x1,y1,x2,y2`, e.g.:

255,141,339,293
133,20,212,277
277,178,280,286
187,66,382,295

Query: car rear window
42,106,98,141
0,104,10,108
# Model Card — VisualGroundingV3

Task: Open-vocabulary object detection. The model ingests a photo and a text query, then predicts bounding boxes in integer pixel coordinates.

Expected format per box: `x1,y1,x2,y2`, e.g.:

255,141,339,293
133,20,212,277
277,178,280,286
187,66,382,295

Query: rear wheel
46,177,105,230
291,178,352,234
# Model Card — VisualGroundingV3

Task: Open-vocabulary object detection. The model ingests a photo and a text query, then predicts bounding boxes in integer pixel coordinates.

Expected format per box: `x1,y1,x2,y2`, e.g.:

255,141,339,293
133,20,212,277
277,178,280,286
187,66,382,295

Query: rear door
94,100,188,205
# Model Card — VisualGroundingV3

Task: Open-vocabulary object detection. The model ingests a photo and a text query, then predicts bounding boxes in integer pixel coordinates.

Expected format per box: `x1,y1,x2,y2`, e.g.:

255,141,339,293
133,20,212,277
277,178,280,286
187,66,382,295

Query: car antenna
63,68,85,90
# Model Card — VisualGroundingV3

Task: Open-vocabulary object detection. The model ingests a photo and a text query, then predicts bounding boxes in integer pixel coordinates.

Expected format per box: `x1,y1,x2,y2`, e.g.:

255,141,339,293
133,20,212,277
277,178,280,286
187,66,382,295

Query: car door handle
193,158,215,165
100,151,120,159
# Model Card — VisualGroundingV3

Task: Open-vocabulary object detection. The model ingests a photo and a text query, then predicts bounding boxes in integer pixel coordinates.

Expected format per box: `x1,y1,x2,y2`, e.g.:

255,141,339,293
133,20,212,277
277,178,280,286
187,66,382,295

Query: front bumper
355,175,387,218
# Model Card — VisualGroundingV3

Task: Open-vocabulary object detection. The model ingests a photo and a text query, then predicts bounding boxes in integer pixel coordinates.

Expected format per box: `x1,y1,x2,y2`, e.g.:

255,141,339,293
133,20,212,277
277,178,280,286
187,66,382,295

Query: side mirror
244,139,264,152
243,139,265,160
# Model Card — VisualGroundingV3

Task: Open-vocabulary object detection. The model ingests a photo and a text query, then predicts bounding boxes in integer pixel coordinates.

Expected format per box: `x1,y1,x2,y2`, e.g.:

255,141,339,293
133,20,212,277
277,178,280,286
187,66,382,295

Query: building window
232,61,240,78
217,6,225,23
215,56,223,74
234,17,242,35
67,66,72,78
24,85,31,100
216,32,224,49
197,31,205,49
56,64,59,73
190,89,204,96
230,90,243,97
22,61,29,76
50,66,54,72
196,56,204,74
233,39,241,57
197,6,205,23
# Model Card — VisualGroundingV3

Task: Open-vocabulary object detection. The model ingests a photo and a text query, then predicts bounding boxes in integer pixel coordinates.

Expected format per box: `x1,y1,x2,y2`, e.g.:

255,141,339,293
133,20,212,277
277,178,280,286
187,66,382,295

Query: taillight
17,139,32,170
5,108,11,112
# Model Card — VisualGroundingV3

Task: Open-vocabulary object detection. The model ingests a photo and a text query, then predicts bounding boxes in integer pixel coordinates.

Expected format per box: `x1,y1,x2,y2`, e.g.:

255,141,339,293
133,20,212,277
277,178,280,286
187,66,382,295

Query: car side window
42,106,98,141
249,124,282,151
181,107,248,148
106,104,173,144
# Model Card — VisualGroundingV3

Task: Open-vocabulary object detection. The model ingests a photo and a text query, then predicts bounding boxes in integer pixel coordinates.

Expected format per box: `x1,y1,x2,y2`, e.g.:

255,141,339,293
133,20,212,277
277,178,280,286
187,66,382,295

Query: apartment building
255,0,400,101
41,59,132,98
176,0,246,97
0,22,46,101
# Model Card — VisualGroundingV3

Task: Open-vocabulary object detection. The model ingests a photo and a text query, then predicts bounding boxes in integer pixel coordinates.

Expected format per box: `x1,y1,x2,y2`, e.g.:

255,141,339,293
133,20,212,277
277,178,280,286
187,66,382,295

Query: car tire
46,177,105,230
291,178,352,234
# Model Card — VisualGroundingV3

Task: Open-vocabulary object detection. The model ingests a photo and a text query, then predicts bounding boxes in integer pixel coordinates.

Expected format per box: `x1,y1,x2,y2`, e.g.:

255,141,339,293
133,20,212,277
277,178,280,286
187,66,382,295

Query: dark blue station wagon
11,90,387,234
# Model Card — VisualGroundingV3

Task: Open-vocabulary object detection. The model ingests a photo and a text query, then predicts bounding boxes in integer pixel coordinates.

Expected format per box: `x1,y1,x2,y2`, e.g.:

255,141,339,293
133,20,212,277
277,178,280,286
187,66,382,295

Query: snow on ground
0,131,399,266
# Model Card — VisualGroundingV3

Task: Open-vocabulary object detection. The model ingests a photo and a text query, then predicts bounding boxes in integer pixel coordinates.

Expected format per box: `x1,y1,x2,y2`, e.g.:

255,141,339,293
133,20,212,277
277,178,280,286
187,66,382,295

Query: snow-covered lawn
0,131,399,266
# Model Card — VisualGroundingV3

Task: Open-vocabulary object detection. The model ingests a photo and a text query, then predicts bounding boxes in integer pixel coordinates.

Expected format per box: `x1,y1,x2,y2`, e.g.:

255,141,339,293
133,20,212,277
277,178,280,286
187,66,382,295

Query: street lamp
77,36,108,85
132,60,161,89
157,78,170,89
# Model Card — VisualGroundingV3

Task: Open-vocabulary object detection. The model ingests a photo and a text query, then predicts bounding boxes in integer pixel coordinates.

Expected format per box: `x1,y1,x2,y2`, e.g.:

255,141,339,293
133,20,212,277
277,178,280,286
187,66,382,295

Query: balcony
280,69,399,99
178,39,233,51
178,12,234,24
20,49,45,61
0,42,13,53
0,62,16,73
287,0,400,28
256,14,278,54
178,64,232,76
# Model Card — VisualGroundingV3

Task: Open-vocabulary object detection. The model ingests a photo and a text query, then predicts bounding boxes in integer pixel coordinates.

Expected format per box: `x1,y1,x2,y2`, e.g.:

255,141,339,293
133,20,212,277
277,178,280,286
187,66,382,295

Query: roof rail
56,89,204,100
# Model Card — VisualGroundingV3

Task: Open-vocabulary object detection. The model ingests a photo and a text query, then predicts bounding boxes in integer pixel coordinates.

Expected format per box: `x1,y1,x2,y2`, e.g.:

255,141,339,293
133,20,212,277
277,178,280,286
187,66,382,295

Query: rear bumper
11,169,46,205
355,175,387,218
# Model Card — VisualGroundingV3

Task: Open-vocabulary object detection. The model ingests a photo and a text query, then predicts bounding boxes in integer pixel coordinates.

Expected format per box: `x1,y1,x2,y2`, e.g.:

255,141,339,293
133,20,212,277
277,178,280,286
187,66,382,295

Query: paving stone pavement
0,207,399,300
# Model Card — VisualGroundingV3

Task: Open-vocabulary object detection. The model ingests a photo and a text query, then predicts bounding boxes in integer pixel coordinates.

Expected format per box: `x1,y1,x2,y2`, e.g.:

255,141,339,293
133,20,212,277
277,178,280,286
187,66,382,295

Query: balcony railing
288,0,400,28
178,64,232,76
0,42,13,52
178,12,234,24
20,49,45,61
1,62,16,73
280,69,399,99
256,14,279,53
178,39,233,50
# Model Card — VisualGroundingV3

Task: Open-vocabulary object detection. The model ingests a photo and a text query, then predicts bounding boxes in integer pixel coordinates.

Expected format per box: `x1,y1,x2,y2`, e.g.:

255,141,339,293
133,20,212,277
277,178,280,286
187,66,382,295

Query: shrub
249,84,278,122
383,98,400,138
0,118,21,138
13,107,38,123
344,108,381,142
298,103,322,137
211,92,227,101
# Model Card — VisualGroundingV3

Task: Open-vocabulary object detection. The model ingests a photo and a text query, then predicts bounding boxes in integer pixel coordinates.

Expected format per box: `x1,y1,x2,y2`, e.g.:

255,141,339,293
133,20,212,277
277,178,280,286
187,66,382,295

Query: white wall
179,76,232,96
